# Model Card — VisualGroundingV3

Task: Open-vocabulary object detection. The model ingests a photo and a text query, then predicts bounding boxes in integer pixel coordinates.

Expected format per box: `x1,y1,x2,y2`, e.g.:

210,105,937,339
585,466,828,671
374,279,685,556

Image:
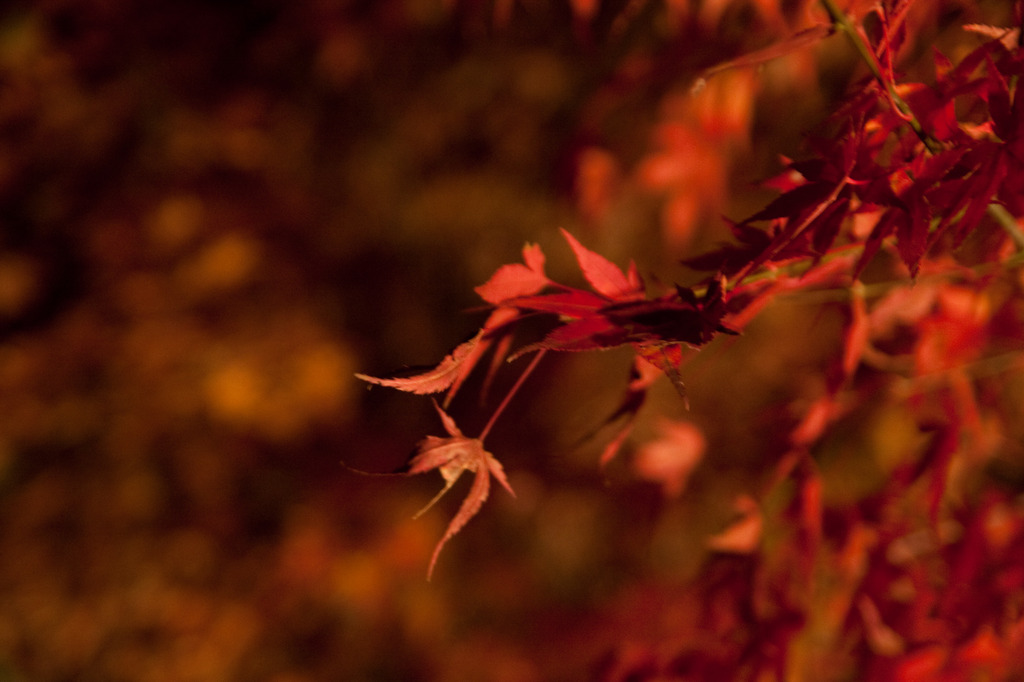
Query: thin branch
818,0,937,152
479,349,547,441
987,203,1024,250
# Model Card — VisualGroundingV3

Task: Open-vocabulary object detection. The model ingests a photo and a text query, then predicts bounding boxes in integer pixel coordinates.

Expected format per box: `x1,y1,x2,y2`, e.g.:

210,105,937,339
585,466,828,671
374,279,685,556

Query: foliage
359,0,1024,678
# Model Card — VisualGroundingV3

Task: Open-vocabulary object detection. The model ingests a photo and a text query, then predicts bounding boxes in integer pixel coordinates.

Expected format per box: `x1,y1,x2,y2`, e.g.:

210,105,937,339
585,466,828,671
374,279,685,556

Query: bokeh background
0,1,1016,680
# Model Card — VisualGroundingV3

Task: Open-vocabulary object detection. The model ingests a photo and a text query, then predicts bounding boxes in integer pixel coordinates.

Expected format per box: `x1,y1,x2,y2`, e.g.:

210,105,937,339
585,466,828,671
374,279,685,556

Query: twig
479,349,546,441
818,0,938,153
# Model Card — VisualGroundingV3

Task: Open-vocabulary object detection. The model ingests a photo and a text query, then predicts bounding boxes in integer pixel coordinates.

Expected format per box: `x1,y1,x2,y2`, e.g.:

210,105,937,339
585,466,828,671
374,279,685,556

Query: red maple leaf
474,242,550,304
560,228,645,300
506,234,735,369
405,401,515,579
354,330,484,397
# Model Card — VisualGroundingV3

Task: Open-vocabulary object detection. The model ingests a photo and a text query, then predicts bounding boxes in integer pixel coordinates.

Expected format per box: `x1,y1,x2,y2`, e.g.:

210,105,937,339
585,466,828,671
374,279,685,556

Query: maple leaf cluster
358,3,1024,675
357,227,738,573
692,6,1024,282
586,3,1024,677
359,227,734,401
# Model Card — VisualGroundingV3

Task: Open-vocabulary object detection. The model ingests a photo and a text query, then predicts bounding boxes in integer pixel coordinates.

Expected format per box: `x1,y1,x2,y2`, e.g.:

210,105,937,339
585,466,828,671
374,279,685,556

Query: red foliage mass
355,1,1024,678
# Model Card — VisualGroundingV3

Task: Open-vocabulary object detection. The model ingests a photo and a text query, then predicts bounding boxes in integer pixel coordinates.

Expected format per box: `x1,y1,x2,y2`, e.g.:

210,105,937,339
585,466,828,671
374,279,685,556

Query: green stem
778,248,1024,305
987,203,1024,250
819,0,937,152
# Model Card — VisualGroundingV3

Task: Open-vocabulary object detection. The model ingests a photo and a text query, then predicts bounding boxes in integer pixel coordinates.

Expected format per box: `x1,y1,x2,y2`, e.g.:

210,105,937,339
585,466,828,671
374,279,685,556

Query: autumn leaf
634,343,689,402
707,495,762,554
962,23,1021,49
790,394,845,448
357,243,549,403
503,289,609,318
405,401,515,579
559,228,645,301
683,217,773,275
474,242,550,304
602,290,724,347
632,418,705,497
593,355,663,466
859,596,905,656
697,23,833,81
840,281,869,381
355,331,483,396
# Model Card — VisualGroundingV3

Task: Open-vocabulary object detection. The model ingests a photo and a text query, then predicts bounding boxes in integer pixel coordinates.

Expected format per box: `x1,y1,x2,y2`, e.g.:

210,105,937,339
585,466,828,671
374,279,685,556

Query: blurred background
0,1,1014,680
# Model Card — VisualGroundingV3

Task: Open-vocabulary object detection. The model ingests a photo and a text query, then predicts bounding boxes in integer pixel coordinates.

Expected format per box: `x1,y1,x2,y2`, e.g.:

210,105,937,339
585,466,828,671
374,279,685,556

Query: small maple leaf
405,401,515,579
560,227,645,300
474,242,549,304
